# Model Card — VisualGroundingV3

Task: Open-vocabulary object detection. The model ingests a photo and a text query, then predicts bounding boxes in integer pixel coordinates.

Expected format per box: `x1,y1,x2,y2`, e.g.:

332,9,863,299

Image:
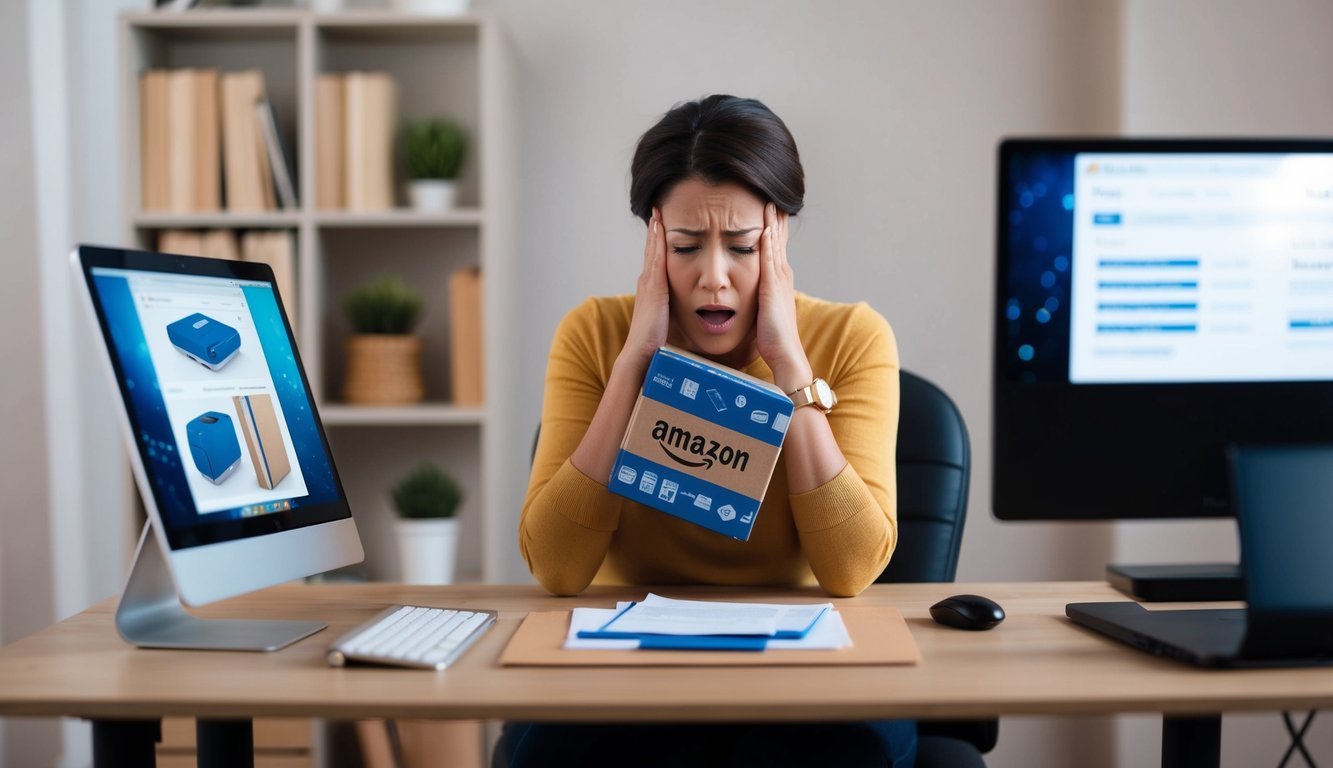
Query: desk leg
1161,715,1221,768
91,719,160,768
197,718,254,768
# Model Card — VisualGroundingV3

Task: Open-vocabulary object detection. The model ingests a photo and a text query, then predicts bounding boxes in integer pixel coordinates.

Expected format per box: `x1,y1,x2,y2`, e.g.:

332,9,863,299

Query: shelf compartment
316,227,480,405
314,23,480,210
123,10,303,37
315,208,483,228
324,425,483,583
133,212,304,229
320,403,485,427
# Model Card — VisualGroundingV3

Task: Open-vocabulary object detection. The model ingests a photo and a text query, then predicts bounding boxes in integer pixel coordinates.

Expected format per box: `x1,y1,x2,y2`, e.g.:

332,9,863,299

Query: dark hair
629,95,805,222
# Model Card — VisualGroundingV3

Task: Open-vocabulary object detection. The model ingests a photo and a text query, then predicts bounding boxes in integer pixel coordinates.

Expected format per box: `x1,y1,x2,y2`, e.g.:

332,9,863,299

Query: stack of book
139,68,297,213
140,69,219,212
315,71,398,211
156,229,297,326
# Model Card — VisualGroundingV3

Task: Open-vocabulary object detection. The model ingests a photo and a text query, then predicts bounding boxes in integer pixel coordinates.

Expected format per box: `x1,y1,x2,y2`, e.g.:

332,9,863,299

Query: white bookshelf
119,9,517,588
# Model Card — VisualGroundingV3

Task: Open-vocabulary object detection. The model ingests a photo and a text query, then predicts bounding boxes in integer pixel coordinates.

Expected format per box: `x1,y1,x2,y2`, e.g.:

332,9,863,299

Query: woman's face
659,178,765,369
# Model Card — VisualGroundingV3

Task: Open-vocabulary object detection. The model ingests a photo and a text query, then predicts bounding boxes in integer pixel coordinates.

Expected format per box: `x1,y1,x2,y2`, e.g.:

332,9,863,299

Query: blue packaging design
610,346,794,541
186,411,242,484
167,313,241,370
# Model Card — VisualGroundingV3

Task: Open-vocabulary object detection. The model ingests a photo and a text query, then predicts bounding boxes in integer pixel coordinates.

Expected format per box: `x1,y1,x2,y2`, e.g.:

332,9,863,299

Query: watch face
813,378,835,410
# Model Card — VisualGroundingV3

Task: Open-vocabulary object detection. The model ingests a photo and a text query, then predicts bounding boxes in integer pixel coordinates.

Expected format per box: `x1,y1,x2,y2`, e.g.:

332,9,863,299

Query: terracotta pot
343,334,424,405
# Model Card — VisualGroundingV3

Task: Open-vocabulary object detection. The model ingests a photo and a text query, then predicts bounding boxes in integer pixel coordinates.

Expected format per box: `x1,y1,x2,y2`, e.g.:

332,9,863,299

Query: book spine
449,267,484,405
315,74,345,210
167,69,197,213
194,69,221,212
139,70,170,211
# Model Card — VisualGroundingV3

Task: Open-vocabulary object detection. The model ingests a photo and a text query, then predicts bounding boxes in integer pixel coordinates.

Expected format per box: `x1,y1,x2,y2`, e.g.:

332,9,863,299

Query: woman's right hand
621,207,671,369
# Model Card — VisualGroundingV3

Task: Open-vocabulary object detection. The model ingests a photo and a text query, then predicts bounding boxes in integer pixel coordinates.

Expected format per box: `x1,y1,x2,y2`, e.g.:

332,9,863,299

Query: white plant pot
407,180,458,212
391,0,470,15
395,517,458,585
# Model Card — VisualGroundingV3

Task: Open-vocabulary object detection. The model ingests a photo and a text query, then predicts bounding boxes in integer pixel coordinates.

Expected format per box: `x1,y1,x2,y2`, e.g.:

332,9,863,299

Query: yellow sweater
520,292,900,597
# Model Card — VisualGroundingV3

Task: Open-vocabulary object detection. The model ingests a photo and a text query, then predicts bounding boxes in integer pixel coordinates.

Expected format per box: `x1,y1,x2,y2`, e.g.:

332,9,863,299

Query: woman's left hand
755,203,813,390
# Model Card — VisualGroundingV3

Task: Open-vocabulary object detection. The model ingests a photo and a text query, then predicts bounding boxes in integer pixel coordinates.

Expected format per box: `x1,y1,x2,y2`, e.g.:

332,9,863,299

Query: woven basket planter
343,334,425,405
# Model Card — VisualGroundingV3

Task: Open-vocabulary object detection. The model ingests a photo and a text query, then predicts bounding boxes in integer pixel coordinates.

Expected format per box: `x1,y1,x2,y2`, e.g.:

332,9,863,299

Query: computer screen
993,139,1333,522
75,245,361,611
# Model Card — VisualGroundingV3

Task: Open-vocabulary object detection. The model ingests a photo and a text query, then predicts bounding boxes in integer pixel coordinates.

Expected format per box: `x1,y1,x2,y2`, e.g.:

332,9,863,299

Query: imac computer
993,139,1333,601
73,244,364,650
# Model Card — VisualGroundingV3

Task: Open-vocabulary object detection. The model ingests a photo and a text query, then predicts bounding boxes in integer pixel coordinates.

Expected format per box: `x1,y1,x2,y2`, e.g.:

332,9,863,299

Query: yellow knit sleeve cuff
546,460,622,532
788,463,876,533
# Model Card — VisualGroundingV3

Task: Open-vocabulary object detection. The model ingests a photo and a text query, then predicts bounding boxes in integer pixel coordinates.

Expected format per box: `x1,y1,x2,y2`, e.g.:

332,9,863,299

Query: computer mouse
930,594,1005,631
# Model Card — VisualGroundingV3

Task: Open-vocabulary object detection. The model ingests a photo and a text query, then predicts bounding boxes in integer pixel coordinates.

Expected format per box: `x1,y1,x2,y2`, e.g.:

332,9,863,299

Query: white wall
1114,2,1333,766
0,0,61,764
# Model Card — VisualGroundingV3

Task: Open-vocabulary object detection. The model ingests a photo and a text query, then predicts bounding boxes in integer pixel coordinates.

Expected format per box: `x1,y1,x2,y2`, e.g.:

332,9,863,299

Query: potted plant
392,462,463,584
342,276,425,405
403,118,466,212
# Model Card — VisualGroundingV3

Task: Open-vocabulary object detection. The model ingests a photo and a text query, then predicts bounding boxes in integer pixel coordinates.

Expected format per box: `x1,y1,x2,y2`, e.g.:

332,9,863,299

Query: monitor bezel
73,244,355,549
993,138,1333,522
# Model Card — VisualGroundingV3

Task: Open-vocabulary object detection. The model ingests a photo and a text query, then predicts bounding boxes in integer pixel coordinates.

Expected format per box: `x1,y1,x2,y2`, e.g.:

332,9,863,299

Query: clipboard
499,607,921,667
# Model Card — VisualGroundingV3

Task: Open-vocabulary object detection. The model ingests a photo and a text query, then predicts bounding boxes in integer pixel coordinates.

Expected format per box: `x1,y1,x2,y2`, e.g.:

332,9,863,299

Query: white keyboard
326,604,497,670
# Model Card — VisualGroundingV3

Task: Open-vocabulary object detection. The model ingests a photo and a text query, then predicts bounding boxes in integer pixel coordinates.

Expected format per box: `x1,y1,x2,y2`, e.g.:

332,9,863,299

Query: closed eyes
671,246,756,255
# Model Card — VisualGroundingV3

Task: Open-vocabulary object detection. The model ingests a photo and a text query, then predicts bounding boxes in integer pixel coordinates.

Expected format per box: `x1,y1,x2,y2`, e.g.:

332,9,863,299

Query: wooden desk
2,581,1330,767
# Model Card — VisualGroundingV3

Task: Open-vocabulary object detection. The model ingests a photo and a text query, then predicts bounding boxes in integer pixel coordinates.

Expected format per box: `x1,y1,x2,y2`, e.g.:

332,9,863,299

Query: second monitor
992,139,1333,600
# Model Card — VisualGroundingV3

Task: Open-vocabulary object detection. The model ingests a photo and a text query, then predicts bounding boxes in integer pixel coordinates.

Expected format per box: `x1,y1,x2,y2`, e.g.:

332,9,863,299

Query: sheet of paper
602,598,781,636
563,605,852,651
566,607,638,650
600,593,830,636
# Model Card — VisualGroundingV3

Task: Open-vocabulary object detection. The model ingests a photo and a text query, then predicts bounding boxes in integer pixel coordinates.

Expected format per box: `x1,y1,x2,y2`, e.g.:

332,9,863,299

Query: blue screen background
94,272,341,533
999,151,1076,382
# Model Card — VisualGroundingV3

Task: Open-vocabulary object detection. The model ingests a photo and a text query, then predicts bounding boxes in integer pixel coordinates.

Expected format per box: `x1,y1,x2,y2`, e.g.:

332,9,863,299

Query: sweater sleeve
789,305,900,597
518,300,625,595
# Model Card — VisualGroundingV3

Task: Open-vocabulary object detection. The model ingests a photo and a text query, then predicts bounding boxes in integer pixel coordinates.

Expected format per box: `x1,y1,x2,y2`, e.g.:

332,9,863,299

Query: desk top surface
1,581,1331,722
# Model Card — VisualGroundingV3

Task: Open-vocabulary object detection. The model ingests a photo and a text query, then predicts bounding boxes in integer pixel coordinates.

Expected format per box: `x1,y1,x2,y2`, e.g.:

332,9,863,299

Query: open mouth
696,306,736,334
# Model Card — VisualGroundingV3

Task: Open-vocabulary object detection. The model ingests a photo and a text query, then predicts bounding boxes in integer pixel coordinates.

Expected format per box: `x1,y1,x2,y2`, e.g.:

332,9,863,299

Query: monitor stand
115,523,326,651
1105,563,1244,602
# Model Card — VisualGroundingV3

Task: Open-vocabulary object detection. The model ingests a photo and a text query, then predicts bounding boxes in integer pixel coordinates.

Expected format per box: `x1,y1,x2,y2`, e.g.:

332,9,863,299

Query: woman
508,95,911,767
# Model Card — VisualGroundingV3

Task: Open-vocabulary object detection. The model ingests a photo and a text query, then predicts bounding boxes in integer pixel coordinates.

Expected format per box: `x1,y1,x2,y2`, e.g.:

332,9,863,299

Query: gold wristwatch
787,377,836,414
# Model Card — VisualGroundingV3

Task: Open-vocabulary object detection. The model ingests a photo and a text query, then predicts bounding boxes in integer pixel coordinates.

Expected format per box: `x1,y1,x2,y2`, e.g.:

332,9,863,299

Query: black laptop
1067,444,1333,668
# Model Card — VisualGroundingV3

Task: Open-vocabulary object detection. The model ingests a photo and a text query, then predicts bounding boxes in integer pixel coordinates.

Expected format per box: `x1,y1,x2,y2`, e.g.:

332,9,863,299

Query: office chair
884,370,995,768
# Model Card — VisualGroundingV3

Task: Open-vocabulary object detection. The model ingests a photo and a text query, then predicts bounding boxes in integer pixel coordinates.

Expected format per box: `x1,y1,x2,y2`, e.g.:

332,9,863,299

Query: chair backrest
876,370,971,584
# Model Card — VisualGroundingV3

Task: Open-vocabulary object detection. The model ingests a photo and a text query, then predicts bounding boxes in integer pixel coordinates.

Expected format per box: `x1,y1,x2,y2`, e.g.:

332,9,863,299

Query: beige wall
484,0,1124,585
0,0,59,765
484,3,1122,764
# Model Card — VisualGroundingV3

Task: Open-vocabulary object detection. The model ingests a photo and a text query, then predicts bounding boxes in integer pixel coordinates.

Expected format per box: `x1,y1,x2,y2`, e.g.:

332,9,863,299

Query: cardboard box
610,346,794,541
232,394,292,490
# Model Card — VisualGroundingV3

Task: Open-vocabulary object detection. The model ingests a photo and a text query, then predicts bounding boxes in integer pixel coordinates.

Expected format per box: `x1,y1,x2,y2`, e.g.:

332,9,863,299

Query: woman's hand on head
756,203,813,391
621,207,672,369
